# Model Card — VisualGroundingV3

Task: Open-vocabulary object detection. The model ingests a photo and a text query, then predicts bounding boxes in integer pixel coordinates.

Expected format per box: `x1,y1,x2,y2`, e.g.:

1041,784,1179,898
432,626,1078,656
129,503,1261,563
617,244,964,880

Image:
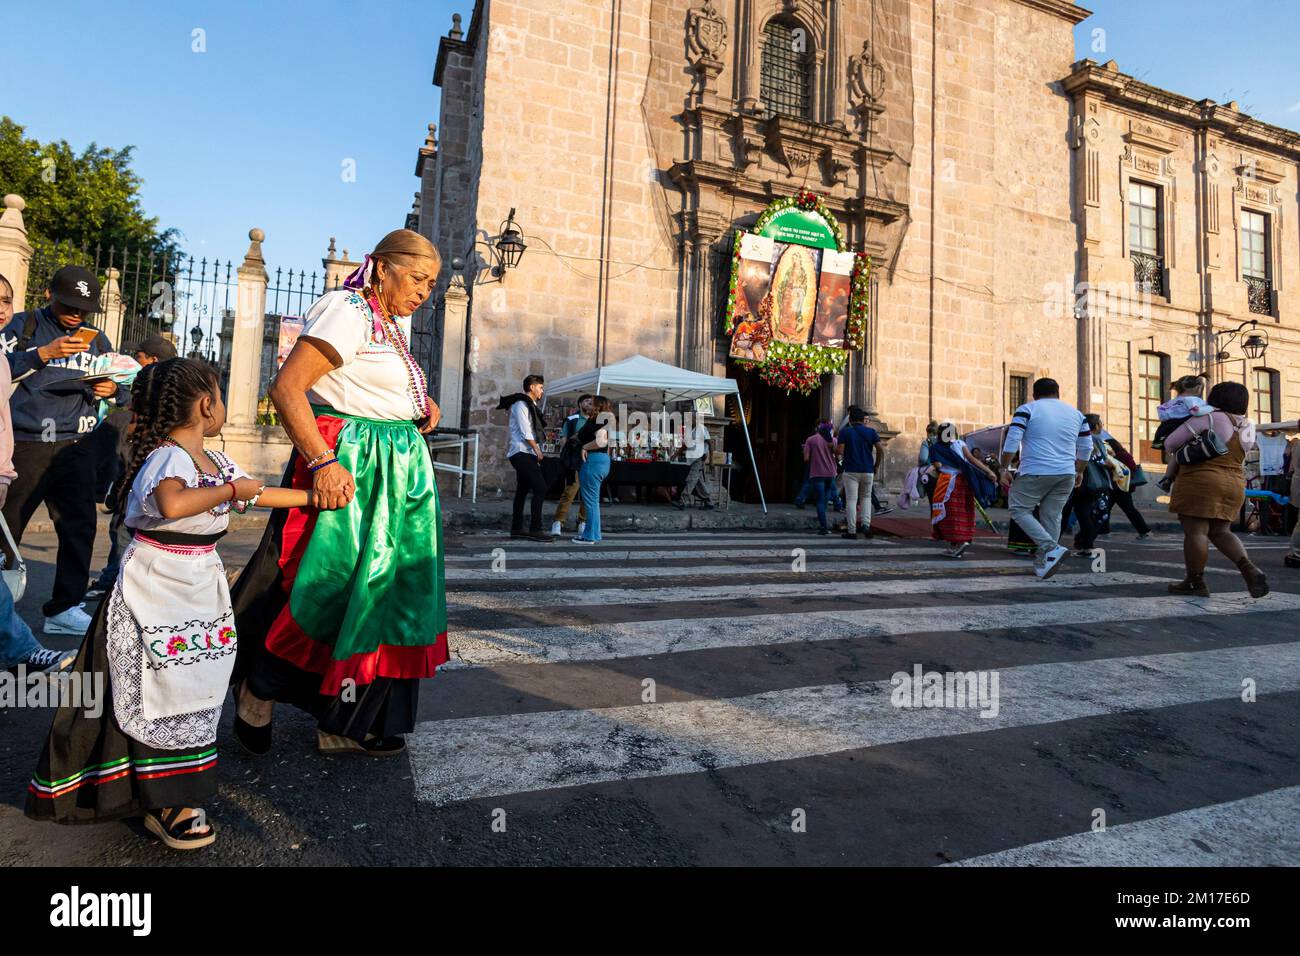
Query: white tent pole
735,391,767,514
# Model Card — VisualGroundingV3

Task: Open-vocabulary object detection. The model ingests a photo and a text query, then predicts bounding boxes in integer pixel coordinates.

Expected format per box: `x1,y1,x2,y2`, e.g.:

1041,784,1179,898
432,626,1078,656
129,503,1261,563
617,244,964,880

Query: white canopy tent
544,354,767,512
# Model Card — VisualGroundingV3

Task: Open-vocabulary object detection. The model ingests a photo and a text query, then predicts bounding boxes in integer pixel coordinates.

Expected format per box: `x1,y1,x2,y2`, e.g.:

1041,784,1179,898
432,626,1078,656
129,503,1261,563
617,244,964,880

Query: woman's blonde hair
372,229,441,277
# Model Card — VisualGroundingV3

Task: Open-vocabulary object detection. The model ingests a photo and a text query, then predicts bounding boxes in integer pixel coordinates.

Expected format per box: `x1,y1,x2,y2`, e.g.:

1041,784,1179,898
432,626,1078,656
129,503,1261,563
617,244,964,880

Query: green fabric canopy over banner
757,208,839,250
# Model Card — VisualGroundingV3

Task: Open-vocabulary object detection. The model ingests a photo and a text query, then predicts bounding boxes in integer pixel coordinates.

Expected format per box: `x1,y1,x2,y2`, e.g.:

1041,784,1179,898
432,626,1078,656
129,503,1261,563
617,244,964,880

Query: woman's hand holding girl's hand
233,477,265,500
313,461,355,510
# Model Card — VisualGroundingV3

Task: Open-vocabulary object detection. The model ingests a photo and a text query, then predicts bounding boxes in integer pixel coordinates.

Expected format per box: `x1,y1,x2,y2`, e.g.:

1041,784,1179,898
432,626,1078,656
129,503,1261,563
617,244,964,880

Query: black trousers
1109,488,1151,535
510,451,548,532
2,438,98,617
1069,490,1100,551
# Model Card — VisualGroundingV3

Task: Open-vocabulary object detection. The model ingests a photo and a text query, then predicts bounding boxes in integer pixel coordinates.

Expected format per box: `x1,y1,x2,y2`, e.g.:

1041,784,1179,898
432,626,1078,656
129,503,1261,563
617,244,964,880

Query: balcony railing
1131,251,1164,297
1245,275,1272,315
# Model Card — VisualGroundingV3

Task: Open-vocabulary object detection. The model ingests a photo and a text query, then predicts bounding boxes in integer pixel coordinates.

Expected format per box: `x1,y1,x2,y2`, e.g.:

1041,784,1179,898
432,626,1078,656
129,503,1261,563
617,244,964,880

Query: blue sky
3,1,1297,270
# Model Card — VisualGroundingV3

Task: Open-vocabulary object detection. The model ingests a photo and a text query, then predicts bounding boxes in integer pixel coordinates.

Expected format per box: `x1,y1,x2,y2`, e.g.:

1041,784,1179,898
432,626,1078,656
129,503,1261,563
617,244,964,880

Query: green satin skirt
287,407,447,668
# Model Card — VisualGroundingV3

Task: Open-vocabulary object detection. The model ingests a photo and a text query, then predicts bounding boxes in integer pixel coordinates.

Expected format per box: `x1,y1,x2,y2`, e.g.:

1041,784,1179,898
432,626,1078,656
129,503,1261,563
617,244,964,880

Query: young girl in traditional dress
26,358,310,850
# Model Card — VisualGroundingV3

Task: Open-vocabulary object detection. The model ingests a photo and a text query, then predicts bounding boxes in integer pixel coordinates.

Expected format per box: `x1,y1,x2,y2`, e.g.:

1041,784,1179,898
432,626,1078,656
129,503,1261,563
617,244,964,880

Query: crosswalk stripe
448,590,1300,666
447,570,1168,609
460,533,910,548
946,785,1300,866
449,545,983,564
408,642,1300,806
446,558,1031,582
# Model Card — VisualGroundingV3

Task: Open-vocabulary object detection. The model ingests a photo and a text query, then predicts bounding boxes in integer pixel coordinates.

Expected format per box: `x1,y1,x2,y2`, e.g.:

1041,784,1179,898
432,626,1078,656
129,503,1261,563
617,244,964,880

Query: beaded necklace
363,286,430,421
158,437,249,515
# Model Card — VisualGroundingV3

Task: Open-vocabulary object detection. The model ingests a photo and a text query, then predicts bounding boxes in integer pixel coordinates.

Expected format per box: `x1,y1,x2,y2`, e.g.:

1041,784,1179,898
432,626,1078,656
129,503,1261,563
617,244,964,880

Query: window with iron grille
1008,373,1029,418
1128,181,1163,296
760,18,811,120
1242,209,1272,315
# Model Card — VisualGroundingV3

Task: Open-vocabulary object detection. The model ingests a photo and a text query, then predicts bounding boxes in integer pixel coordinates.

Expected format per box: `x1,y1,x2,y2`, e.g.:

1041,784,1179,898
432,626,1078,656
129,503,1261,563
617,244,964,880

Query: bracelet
309,457,339,473
227,481,238,501
305,448,335,469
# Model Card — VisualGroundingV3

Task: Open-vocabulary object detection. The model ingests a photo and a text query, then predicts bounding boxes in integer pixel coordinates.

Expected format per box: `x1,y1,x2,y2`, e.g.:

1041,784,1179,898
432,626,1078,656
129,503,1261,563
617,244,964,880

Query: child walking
1155,374,1214,493
26,359,310,850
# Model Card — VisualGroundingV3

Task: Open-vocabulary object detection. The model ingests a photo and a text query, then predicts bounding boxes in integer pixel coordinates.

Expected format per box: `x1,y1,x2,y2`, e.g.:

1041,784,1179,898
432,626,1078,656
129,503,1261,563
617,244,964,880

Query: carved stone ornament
847,40,886,111
686,1,727,66
781,142,817,171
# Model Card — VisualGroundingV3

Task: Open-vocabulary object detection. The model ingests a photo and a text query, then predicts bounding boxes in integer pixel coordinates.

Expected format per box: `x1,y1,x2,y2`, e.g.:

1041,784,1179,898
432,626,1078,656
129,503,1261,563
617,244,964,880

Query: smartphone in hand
70,327,100,346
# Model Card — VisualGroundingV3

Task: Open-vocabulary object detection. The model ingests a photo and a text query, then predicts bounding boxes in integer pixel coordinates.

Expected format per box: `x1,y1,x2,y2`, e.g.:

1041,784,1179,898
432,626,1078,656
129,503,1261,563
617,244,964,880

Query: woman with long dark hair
1164,381,1267,598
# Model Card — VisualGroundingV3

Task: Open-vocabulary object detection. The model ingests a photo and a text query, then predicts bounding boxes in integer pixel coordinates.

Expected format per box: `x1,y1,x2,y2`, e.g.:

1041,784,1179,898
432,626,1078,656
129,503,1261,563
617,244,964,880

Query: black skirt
25,563,219,824
228,460,419,742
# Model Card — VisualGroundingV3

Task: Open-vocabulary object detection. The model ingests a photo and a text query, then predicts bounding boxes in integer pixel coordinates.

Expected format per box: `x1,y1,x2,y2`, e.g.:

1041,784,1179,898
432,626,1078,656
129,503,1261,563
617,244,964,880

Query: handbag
1082,460,1112,494
0,510,27,603
1174,415,1229,466
1130,465,1148,489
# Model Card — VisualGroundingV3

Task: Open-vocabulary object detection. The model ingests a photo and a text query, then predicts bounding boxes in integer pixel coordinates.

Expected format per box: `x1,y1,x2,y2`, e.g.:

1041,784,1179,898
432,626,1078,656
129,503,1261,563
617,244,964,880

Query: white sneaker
1034,545,1069,580
44,604,94,636
571,537,595,545
577,521,586,536
550,521,562,536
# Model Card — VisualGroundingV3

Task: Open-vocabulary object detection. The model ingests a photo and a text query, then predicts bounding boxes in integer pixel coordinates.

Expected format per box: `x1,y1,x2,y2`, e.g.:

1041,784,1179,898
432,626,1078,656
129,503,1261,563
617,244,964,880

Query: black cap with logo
48,266,102,314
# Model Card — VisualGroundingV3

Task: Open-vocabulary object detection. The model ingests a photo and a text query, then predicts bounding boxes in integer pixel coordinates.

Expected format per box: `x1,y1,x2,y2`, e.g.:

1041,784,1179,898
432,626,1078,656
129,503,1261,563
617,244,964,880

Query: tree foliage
0,115,179,276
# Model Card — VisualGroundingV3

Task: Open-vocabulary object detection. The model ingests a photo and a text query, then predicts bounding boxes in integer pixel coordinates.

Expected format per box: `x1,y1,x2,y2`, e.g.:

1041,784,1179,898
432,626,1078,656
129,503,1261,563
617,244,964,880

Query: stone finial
424,122,438,149
343,249,349,260
450,13,464,40
243,228,266,268
0,194,27,229
327,236,338,259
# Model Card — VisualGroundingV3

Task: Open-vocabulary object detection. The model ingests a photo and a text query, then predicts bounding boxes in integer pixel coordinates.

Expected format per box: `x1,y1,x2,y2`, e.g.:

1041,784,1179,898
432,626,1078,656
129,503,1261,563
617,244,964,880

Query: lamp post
1212,319,1268,382
189,325,204,360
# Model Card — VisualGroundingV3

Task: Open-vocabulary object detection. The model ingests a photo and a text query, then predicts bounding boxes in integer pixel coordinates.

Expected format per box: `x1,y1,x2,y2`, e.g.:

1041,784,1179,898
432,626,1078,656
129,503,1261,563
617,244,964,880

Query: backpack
559,416,585,471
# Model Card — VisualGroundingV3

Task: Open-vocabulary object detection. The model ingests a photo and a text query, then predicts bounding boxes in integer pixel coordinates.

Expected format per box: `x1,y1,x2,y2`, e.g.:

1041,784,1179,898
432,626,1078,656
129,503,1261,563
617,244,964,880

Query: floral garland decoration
752,190,848,253
847,251,870,351
759,356,821,395
724,191,869,391
723,229,745,335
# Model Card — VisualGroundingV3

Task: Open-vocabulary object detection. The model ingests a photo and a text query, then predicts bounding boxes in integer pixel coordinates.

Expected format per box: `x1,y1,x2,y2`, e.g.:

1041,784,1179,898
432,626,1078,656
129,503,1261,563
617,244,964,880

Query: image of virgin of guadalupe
769,244,822,344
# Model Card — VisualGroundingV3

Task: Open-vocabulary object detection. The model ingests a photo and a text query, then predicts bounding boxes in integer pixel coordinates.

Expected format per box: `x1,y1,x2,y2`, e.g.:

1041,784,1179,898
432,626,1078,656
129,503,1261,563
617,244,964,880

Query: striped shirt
1001,398,1091,476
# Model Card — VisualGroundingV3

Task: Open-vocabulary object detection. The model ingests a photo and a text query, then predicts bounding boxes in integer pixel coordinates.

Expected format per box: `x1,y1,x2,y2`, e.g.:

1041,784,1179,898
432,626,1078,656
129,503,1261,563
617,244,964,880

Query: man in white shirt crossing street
999,377,1092,579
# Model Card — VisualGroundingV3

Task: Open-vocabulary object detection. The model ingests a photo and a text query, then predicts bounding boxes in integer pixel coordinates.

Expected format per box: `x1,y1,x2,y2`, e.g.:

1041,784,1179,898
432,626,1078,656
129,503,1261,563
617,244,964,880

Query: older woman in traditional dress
230,229,447,756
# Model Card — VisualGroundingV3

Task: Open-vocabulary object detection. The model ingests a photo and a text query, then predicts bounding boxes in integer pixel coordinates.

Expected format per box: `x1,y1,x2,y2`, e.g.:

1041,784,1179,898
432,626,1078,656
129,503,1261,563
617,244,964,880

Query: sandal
316,731,407,757
232,682,273,756
143,807,216,851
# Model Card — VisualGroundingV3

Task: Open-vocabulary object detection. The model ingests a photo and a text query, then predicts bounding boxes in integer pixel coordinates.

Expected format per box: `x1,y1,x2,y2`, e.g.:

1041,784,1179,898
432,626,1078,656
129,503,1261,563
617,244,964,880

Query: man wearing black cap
0,266,130,635
85,334,178,599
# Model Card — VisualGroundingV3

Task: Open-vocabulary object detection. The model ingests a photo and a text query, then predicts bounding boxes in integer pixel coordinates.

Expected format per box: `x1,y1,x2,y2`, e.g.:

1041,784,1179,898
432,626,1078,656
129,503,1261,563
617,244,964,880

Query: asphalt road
2,520,1298,866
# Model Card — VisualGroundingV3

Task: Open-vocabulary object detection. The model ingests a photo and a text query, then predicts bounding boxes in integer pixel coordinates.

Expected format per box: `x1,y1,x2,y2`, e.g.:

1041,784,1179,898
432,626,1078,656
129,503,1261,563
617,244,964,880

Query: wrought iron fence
26,240,238,378
26,243,444,424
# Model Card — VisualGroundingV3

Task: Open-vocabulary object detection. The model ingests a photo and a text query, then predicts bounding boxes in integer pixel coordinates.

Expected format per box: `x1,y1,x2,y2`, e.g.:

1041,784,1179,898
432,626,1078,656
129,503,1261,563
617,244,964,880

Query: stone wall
426,1,1179,493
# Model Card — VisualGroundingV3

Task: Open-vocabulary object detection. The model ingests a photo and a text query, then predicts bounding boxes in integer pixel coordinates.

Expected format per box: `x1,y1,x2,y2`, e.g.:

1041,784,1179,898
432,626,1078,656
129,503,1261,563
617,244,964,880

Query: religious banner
812,249,854,348
276,316,305,370
724,191,870,395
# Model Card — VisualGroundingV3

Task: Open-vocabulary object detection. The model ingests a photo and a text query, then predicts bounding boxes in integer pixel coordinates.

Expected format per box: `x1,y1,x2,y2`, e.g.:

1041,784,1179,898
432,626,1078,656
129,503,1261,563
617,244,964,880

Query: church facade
410,0,1300,498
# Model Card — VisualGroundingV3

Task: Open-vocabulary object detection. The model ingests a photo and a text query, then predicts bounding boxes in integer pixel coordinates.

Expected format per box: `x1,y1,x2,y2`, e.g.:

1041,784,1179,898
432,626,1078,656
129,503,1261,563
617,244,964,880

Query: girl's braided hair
117,358,221,516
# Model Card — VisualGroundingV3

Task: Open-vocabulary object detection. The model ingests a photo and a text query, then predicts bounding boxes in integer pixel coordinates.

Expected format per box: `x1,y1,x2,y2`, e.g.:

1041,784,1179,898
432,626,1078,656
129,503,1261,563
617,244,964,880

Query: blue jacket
1,307,130,442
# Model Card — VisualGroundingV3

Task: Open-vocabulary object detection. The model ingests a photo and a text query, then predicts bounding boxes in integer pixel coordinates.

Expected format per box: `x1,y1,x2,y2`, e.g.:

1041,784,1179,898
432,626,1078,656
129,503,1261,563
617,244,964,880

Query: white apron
107,535,237,750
